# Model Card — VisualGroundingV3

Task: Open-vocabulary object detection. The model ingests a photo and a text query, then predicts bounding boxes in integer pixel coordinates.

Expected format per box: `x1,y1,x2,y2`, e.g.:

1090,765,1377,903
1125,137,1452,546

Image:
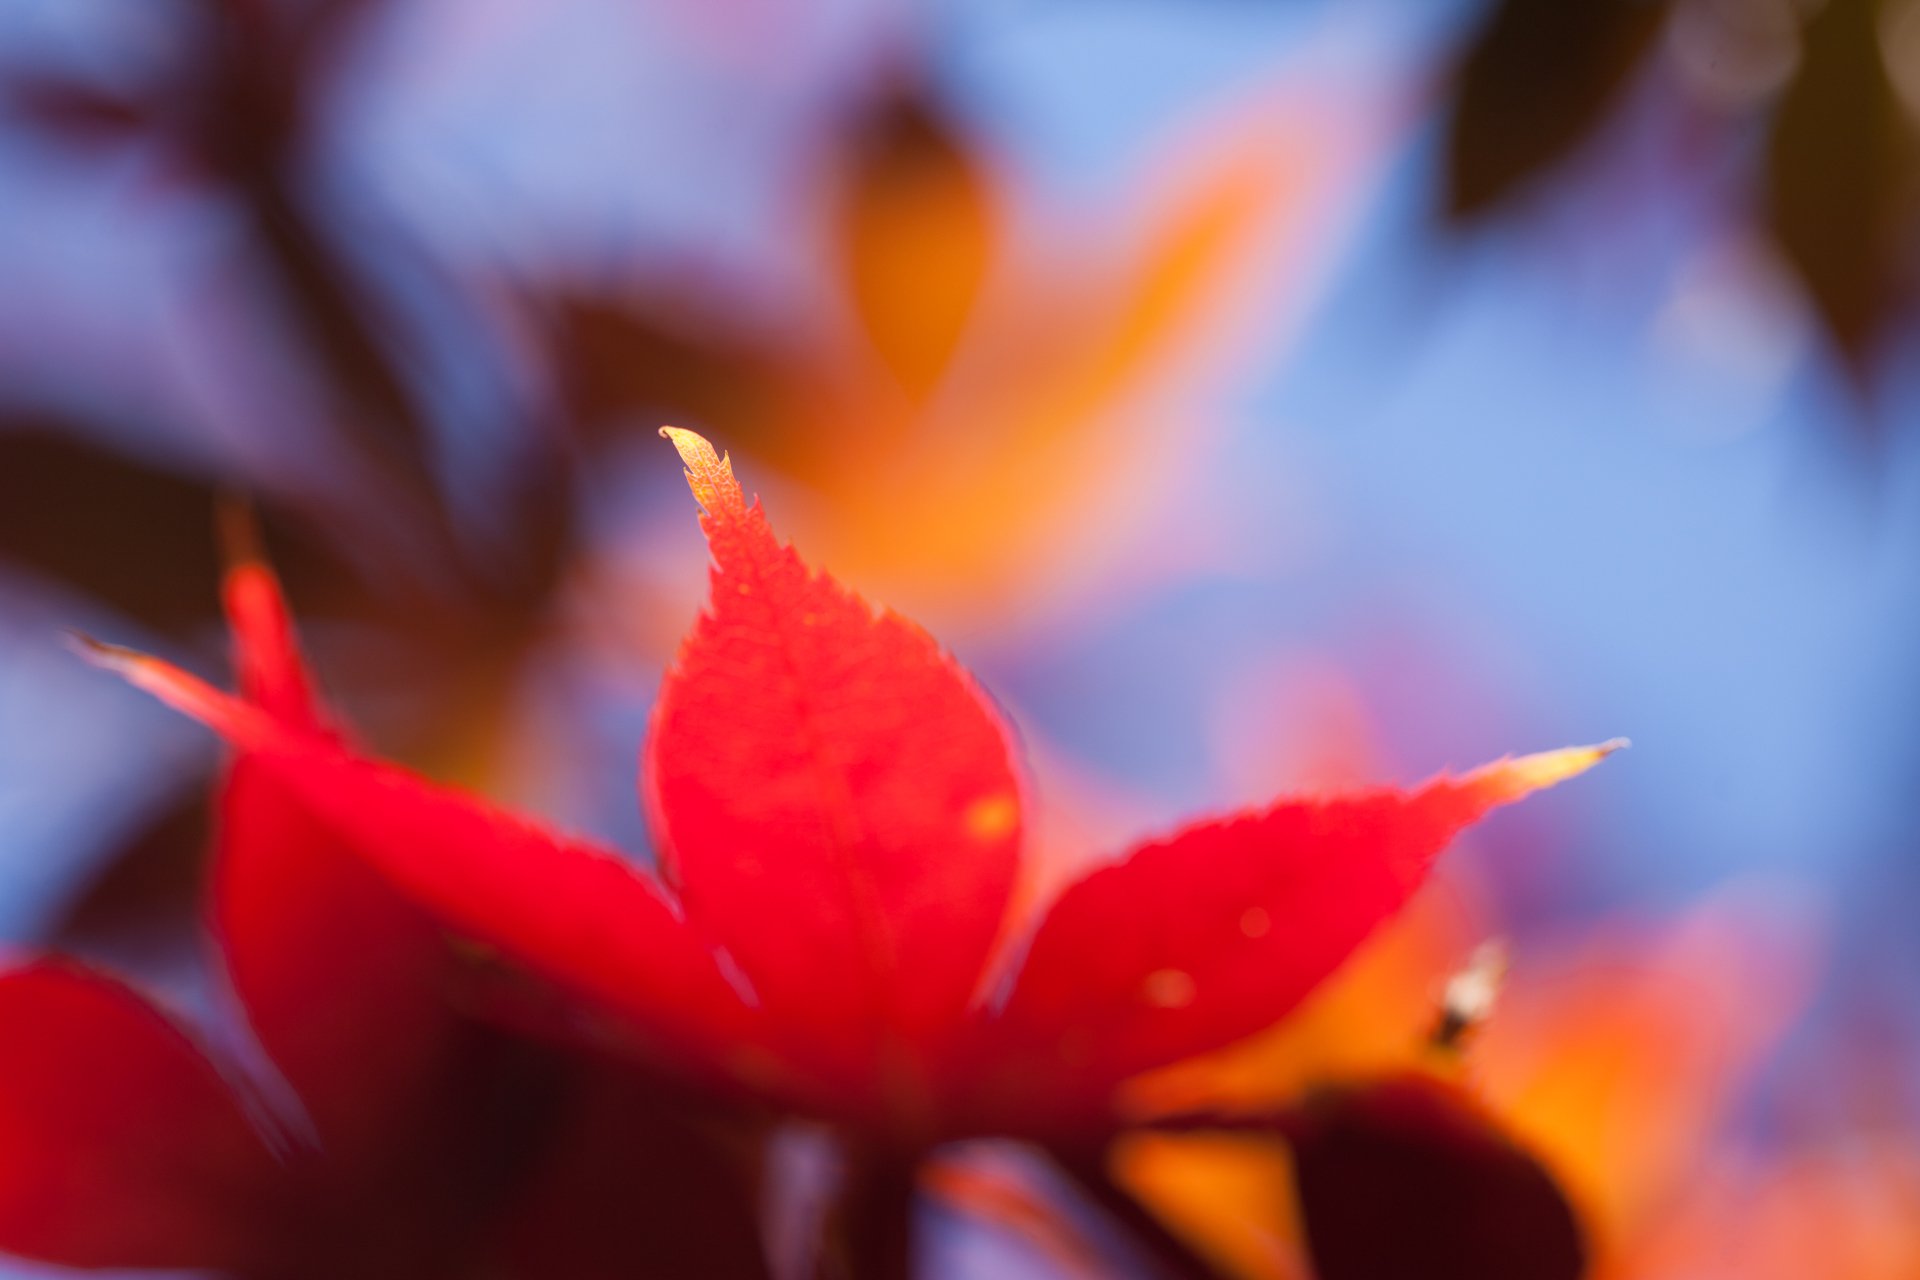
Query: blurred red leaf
215,688,482,1185
7,549,774,1276
0,963,284,1271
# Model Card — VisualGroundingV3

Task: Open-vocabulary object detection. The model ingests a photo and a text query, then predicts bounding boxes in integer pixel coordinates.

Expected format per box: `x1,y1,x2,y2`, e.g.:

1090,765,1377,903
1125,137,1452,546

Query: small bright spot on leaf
964,794,1019,842
1144,970,1198,1010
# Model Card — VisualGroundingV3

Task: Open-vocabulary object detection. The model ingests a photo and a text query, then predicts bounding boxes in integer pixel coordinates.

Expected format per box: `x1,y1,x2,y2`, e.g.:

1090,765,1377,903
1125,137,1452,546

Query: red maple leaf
3,551,767,1278
85,429,1616,1267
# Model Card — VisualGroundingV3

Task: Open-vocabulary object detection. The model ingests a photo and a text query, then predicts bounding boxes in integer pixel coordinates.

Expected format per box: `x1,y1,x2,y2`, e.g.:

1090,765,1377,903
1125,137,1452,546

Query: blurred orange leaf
835,91,998,405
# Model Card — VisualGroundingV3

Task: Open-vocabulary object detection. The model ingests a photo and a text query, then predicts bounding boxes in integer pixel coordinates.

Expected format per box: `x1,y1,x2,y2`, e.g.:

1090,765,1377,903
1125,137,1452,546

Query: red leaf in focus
647,428,1024,1123
966,746,1622,1134
91,429,1615,1161
0,963,281,1271
1289,1074,1587,1280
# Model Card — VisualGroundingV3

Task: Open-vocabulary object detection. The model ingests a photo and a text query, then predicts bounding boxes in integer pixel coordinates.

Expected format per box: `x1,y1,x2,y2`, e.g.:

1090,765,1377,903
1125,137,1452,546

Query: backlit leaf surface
966,747,1618,1132
648,428,1024,1120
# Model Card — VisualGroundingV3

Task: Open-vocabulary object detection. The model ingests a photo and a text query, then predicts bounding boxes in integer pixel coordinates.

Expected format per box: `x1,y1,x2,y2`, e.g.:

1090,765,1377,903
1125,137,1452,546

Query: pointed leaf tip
660,426,743,516
647,418,1026,1110
65,630,139,670
970,739,1626,1123
1465,739,1625,805
213,524,321,729
68,634,262,741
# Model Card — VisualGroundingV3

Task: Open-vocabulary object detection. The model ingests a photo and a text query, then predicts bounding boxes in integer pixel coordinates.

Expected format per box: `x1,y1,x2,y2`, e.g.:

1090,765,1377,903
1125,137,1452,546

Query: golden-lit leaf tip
67,630,256,736
1465,739,1626,804
64,629,141,671
660,426,743,516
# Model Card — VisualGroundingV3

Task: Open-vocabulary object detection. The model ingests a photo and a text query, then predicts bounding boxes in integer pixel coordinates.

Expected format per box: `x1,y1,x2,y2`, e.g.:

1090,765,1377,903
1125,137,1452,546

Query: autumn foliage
3,2,1917,1272
0,429,1625,1278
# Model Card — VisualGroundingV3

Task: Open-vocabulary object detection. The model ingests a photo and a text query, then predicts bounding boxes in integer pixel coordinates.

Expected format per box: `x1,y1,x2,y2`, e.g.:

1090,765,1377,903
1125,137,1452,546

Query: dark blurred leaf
542,290,796,451
1764,0,1920,364
1445,0,1673,217
0,421,352,636
0,0,587,783
835,91,997,403
5,422,576,950
490,438,577,616
1289,1075,1586,1280
0,423,238,634
291,1024,572,1278
4,0,442,508
499,1063,773,1280
815,1148,915,1280
0,411,582,784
